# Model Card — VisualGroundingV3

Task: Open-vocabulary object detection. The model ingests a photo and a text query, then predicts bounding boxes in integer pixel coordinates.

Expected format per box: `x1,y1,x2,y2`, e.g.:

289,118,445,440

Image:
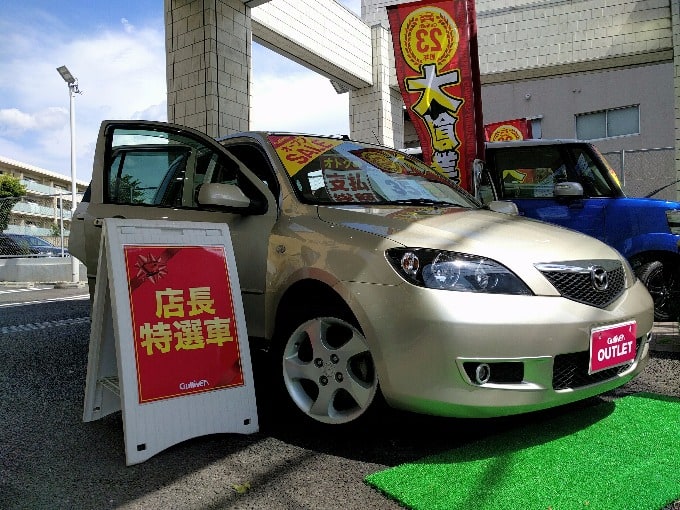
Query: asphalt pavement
1,285,679,510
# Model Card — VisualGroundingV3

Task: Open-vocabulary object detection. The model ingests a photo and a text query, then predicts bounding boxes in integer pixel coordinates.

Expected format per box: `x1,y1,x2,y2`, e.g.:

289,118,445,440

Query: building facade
368,0,678,200
0,156,89,237
164,0,679,201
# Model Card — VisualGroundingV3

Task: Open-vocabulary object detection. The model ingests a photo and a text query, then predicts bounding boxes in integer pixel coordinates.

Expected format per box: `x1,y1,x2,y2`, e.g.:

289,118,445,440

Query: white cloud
0,107,67,132
0,18,167,181
131,101,168,121
0,0,363,181
121,18,135,33
251,72,349,136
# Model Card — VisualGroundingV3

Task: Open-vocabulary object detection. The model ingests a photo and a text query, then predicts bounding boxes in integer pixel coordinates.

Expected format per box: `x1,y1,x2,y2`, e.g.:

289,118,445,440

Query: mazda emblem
590,266,608,291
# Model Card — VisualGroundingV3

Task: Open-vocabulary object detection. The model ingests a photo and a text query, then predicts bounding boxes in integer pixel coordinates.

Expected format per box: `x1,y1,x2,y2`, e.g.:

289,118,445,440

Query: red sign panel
124,245,244,403
484,118,533,141
387,0,484,191
589,321,637,374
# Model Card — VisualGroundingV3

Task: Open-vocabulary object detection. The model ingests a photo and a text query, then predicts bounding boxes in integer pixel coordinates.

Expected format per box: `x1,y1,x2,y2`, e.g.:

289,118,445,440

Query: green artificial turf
365,394,680,510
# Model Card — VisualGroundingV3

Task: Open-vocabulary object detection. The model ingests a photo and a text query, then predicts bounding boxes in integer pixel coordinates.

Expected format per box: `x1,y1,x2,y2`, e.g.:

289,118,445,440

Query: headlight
386,248,533,295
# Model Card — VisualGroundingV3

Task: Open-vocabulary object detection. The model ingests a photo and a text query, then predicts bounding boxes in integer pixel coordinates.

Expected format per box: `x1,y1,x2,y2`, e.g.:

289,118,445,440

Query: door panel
85,121,277,337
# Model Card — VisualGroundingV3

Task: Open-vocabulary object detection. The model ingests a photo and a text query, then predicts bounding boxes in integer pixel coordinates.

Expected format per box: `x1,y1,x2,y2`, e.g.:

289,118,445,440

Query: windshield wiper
390,199,458,207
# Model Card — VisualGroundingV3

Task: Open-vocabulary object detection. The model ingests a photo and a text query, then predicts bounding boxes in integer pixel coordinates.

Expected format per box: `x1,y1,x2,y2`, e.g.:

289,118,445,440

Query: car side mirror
488,200,519,215
554,182,584,198
198,182,251,208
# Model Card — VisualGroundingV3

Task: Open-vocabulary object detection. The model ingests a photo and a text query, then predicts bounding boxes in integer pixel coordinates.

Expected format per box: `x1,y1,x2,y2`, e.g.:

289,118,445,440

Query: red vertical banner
484,118,533,141
124,245,244,403
388,0,483,191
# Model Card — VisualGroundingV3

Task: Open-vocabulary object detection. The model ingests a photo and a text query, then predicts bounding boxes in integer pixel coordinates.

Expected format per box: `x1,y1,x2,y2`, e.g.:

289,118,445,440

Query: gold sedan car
70,121,654,425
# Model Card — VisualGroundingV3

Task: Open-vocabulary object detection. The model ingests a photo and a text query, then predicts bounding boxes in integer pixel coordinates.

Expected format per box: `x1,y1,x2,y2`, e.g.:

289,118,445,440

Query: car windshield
9,235,51,247
267,135,478,207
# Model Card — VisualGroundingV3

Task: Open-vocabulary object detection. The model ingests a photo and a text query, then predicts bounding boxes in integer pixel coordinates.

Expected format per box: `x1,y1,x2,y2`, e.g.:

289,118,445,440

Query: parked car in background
6,233,68,257
481,139,680,321
405,140,680,321
0,233,36,257
70,120,654,426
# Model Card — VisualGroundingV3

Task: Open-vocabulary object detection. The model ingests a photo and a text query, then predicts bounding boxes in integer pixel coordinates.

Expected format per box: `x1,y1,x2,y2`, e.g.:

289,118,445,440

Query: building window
575,106,639,140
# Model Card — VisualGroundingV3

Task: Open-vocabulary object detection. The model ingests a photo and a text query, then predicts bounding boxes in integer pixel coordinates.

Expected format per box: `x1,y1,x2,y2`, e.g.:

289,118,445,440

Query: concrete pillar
349,25,403,148
165,0,251,138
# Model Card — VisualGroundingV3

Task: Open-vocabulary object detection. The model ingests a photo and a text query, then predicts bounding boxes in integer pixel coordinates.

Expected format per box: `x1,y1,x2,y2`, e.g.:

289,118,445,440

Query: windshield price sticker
589,321,637,374
322,168,378,202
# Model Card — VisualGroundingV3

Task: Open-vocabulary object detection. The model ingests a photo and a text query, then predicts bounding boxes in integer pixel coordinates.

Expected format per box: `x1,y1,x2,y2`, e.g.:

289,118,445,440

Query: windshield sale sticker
269,135,343,177
589,321,637,374
124,245,245,403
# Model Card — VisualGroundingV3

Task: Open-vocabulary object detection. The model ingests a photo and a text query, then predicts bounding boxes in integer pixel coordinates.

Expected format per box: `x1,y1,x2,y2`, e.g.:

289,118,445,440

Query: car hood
317,205,619,263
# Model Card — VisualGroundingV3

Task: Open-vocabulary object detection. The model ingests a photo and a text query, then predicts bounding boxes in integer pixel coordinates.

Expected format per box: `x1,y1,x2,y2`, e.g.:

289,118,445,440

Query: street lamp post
56,65,81,284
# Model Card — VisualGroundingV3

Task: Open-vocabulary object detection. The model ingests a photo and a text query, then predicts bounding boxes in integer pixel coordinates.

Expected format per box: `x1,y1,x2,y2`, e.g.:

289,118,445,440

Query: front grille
552,338,642,390
536,260,625,308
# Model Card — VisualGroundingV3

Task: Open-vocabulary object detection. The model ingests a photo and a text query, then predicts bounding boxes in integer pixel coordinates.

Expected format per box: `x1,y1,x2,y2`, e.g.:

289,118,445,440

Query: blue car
6,233,68,257
482,139,680,321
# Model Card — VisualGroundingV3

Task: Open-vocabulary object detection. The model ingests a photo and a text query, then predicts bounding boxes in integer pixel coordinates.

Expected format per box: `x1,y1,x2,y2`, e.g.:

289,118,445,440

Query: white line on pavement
0,294,90,308
1,316,90,335
0,286,52,294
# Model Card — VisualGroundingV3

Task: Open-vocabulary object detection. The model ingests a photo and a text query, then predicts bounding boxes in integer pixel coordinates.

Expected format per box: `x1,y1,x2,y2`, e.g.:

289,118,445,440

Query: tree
111,174,146,204
0,175,26,232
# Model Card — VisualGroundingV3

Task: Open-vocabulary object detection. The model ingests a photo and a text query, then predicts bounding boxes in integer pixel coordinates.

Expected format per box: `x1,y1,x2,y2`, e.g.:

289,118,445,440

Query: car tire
636,260,680,322
274,311,380,426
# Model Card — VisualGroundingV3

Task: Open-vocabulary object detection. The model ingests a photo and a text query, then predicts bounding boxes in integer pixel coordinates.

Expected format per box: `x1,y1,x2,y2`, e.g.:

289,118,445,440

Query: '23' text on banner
387,0,484,192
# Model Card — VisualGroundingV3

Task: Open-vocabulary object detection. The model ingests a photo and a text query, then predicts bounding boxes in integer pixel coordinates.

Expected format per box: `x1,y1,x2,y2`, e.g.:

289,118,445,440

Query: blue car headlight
386,248,533,295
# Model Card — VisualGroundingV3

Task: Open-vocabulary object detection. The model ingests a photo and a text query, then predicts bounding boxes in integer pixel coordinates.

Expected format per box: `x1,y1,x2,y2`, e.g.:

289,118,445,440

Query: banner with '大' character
484,118,533,141
387,0,484,191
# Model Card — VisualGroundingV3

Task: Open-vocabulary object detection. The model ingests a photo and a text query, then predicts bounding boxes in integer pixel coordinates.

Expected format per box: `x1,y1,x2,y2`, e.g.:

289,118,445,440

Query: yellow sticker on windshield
269,135,344,177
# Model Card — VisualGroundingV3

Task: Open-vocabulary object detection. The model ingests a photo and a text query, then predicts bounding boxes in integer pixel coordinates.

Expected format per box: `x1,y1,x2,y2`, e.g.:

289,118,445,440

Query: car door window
567,147,615,197
105,127,262,210
222,143,280,203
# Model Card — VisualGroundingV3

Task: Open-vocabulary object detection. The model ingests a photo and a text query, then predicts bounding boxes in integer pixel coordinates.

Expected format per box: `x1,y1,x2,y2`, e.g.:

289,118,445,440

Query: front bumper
347,278,654,418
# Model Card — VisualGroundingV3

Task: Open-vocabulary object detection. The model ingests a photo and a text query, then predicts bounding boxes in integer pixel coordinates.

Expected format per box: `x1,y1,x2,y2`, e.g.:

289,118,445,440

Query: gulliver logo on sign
124,245,244,403
589,321,637,374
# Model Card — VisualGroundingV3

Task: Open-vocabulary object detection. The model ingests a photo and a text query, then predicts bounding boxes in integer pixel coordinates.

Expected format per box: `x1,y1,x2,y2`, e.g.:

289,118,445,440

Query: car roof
215,131,352,143
485,139,584,149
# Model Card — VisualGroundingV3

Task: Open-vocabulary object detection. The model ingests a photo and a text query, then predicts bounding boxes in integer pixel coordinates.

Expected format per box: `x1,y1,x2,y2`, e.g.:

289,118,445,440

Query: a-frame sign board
83,218,258,465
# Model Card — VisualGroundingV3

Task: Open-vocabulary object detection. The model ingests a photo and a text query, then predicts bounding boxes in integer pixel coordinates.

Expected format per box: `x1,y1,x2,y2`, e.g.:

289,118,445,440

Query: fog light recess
475,363,491,385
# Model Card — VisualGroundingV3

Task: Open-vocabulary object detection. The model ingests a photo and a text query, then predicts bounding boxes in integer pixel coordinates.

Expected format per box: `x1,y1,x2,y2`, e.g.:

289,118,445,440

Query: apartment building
0,156,88,237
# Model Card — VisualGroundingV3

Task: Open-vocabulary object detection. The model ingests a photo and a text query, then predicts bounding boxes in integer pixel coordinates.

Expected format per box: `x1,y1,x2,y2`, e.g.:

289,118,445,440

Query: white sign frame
83,219,258,465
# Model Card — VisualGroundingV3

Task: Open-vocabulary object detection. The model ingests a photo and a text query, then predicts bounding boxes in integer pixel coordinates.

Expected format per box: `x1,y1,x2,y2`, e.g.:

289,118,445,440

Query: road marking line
0,316,90,335
0,294,90,308
0,286,52,294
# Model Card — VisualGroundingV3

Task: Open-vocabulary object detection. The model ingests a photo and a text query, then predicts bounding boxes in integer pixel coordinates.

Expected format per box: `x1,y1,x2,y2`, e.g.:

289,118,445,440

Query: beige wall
163,0,679,198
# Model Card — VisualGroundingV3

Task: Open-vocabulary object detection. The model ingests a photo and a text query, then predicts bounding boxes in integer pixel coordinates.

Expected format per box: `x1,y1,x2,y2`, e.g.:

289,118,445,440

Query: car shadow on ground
249,348,613,468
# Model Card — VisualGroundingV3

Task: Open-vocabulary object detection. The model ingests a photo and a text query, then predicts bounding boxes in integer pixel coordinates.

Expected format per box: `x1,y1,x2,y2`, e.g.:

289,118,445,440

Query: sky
0,0,361,183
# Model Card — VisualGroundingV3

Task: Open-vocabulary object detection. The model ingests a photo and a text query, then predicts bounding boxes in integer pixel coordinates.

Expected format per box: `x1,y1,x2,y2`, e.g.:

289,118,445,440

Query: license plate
589,321,637,374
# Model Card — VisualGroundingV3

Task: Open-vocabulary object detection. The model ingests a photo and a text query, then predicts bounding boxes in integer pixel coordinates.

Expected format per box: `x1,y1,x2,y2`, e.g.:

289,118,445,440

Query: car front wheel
636,260,680,322
280,315,378,425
